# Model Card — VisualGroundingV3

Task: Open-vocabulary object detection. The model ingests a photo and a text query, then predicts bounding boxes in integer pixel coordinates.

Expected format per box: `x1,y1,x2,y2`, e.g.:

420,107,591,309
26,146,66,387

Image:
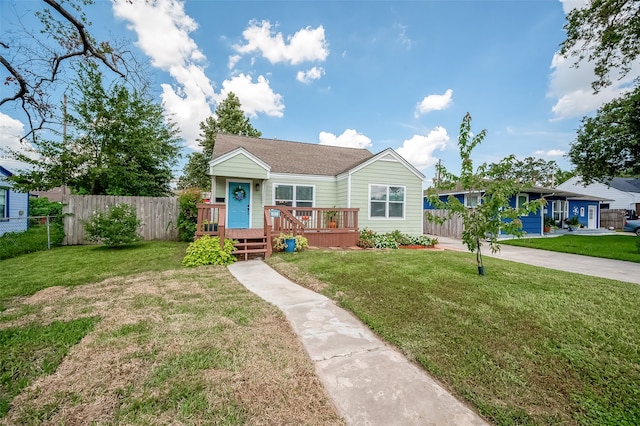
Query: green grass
268,249,640,425
0,223,65,260
0,317,100,417
0,241,189,310
501,234,640,263
0,242,343,424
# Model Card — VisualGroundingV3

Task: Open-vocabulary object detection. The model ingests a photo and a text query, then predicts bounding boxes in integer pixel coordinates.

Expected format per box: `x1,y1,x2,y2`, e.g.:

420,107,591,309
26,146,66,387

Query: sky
1,0,638,185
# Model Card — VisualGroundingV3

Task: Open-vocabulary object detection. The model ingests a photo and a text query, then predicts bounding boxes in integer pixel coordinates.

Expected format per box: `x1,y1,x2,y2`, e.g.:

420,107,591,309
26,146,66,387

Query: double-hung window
465,193,481,208
516,193,529,209
370,185,405,219
274,184,314,207
0,187,8,220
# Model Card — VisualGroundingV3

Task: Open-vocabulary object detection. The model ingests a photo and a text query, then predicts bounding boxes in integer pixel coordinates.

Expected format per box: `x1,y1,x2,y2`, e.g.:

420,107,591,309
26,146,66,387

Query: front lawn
267,249,640,425
501,234,640,263
0,242,342,425
0,241,189,310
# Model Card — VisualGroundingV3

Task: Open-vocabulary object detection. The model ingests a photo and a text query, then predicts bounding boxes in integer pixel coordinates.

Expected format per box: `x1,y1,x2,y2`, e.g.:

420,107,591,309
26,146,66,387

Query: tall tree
561,0,640,92
1,0,138,138
426,113,545,275
561,0,640,182
488,156,575,187
8,63,180,196
178,92,261,190
568,86,640,183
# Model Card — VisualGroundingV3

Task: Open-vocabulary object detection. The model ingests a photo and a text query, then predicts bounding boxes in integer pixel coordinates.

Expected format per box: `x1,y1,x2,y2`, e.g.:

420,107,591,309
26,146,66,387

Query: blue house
424,186,605,235
0,165,29,236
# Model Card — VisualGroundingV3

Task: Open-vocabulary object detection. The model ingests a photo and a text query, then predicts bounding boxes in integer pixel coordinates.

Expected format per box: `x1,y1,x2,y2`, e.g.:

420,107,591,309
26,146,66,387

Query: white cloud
0,113,31,170
219,74,285,118
228,55,241,69
234,20,329,65
533,149,567,157
296,67,325,84
318,129,372,149
113,0,215,149
396,126,449,170
415,89,453,117
559,0,589,14
548,1,640,120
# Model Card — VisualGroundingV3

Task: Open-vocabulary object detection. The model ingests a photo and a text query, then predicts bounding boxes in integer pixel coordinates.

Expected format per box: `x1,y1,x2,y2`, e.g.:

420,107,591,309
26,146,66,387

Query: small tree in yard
426,113,545,275
84,204,142,247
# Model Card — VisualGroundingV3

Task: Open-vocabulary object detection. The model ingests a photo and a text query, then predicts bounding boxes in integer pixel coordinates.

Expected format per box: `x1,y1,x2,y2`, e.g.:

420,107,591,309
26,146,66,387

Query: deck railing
195,203,226,245
264,206,359,234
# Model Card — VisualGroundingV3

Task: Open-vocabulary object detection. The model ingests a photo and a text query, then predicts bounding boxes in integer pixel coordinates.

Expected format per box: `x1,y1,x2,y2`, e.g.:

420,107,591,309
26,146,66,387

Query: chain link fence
0,216,65,260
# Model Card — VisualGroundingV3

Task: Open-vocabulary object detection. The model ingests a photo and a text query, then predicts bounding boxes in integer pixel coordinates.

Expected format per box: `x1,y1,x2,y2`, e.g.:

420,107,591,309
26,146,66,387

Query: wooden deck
226,229,265,239
195,204,360,260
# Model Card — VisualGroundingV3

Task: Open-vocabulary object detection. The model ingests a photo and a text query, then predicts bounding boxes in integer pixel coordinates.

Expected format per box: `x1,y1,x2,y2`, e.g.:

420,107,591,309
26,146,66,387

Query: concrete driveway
433,236,640,285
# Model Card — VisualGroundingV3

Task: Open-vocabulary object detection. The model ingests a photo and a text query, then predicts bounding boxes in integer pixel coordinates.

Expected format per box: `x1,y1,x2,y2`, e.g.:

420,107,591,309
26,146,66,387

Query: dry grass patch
1,267,343,425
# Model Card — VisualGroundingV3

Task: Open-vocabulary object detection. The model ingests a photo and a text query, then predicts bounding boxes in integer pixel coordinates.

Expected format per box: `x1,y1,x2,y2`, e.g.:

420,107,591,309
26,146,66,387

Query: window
0,187,7,219
465,193,481,207
370,185,405,219
552,200,567,222
516,193,529,208
274,184,314,207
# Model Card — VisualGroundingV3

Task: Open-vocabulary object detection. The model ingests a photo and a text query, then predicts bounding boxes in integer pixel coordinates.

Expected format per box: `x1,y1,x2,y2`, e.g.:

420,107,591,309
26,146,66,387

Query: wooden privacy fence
600,209,627,230
423,210,463,239
63,195,179,245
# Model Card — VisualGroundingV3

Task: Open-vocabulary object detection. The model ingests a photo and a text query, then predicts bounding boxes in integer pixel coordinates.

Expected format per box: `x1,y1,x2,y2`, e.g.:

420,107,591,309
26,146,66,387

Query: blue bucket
284,238,296,253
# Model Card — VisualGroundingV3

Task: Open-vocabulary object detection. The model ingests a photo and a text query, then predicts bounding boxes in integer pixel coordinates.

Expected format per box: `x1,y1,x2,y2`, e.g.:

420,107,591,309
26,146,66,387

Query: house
424,186,605,236
0,165,29,236
201,134,425,254
557,177,640,214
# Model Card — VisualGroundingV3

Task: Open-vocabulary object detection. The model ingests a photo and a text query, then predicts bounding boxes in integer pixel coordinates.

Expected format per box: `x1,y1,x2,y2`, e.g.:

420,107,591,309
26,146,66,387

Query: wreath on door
233,186,246,201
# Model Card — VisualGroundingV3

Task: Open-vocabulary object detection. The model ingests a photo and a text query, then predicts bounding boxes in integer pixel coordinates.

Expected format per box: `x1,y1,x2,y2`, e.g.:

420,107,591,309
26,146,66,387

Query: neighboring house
209,133,425,235
557,177,640,213
424,186,605,235
0,165,29,236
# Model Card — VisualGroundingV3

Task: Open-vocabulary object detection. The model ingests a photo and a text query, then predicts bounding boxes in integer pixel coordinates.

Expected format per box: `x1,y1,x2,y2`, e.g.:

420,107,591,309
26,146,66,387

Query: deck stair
227,229,268,261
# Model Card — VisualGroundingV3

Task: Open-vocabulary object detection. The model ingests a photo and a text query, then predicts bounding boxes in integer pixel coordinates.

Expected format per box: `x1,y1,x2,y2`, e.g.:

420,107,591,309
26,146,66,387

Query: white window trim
368,184,406,220
516,193,529,209
0,187,8,218
272,183,316,207
464,192,482,208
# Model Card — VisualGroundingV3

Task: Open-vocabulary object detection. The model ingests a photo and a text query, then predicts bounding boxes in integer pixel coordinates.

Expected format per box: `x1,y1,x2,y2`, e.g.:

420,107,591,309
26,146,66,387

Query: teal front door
228,182,250,228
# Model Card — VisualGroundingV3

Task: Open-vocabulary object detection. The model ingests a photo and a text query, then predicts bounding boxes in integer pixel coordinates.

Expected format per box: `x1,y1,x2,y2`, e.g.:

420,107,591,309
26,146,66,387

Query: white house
557,177,640,213
0,165,30,236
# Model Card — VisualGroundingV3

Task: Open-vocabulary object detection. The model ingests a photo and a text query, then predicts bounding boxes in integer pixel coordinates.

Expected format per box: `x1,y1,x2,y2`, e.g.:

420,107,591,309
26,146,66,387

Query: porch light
255,183,260,192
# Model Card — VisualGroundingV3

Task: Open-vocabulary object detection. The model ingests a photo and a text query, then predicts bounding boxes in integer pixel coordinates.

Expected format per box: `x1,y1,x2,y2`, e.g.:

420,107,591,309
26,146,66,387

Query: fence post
46,216,51,249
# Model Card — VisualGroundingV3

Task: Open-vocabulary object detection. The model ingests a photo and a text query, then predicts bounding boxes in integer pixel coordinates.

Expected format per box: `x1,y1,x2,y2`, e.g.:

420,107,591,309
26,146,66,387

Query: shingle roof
606,177,640,193
213,133,374,176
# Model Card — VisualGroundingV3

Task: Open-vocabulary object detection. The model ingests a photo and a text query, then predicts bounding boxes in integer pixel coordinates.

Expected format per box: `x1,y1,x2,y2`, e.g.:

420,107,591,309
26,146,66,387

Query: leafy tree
178,92,261,190
568,86,640,183
560,1,639,182
0,0,138,138
8,63,180,196
560,0,640,93
426,113,545,275
488,156,575,187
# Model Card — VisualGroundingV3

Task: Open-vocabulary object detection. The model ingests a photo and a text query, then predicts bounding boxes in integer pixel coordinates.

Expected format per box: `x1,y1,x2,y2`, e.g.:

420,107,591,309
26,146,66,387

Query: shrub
182,236,237,266
177,188,202,242
273,233,309,252
29,197,63,223
84,203,142,247
357,228,376,248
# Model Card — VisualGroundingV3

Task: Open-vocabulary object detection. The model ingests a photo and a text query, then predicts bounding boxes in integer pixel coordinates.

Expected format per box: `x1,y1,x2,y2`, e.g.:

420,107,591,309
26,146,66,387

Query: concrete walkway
228,260,488,426
433,236,640,285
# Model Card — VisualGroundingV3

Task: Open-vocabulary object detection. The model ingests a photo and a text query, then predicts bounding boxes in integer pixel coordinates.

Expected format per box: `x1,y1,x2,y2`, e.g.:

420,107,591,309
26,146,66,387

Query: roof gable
345,148,425,180
213,134,374,176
